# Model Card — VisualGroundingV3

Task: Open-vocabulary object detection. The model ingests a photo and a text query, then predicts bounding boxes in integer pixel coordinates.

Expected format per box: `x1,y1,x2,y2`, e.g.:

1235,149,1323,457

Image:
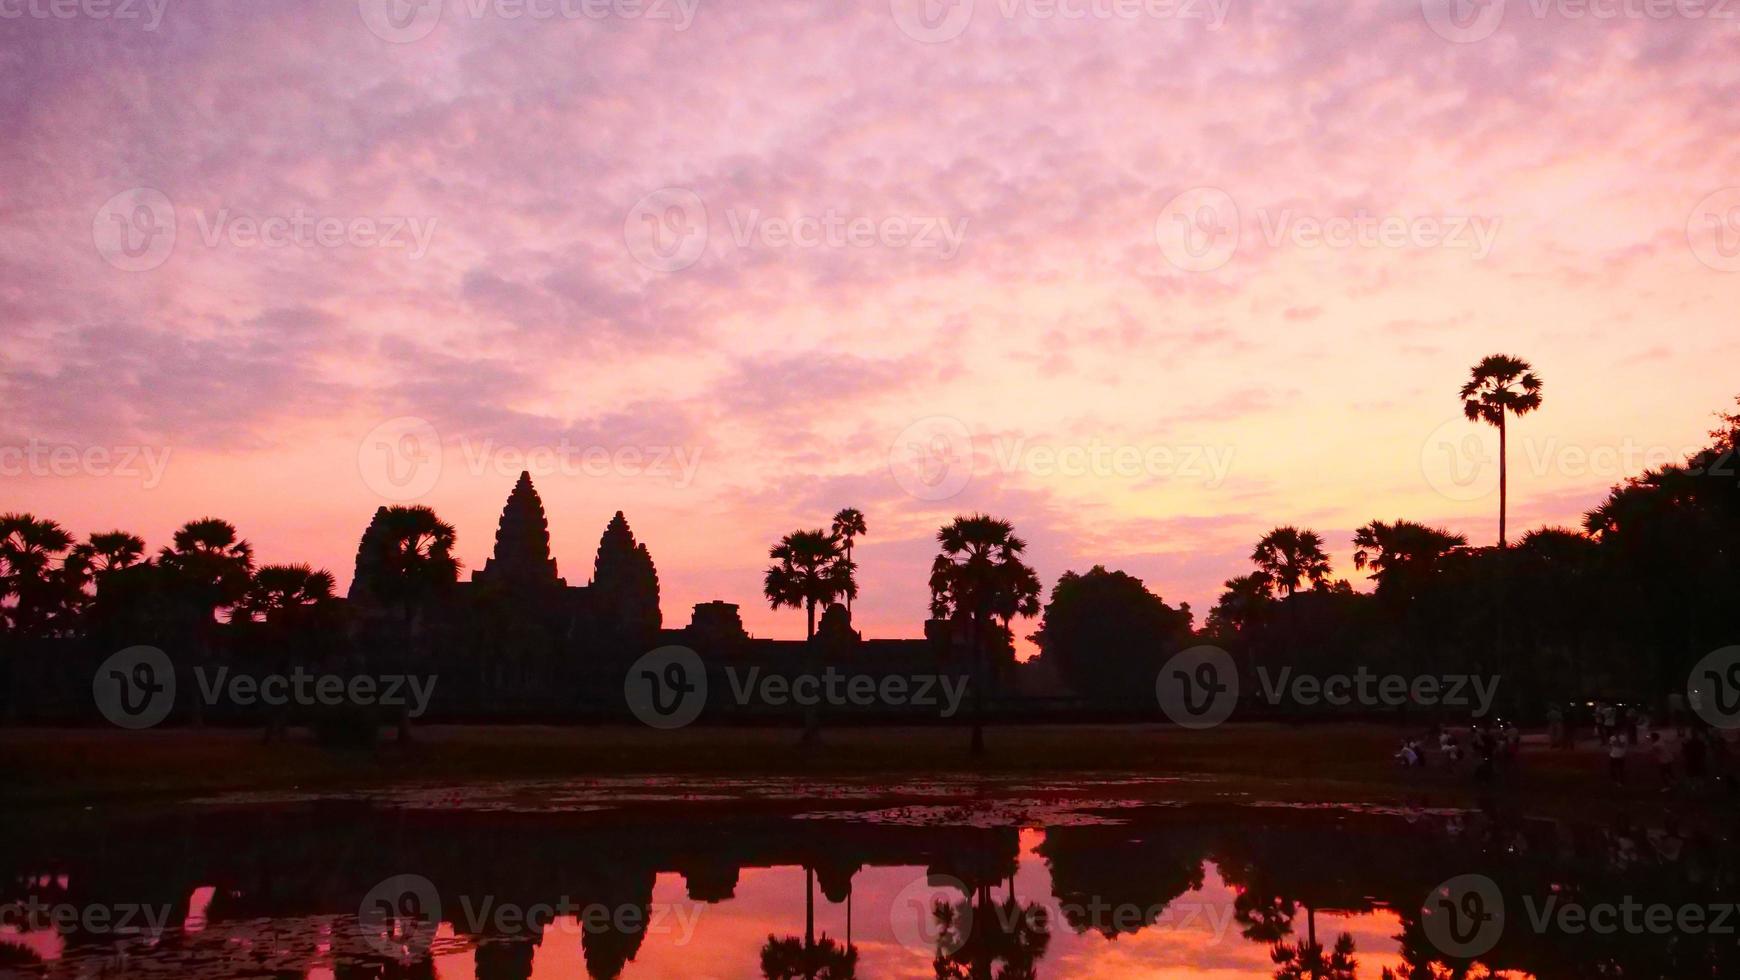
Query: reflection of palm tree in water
760,864,859,979
1234,885,1299,943
931,876,1051,980
1271,931,1357,980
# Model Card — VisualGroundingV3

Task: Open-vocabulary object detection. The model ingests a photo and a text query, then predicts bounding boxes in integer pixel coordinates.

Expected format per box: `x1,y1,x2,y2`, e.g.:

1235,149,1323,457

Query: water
0,779,1725,978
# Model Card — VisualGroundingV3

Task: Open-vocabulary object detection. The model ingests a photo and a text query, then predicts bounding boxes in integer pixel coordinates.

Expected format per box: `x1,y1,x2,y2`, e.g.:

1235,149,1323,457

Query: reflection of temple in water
2,801,1726,979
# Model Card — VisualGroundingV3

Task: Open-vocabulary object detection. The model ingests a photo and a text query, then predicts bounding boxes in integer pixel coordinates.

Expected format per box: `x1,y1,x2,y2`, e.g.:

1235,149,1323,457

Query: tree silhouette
765,529,853,744
1460,354,1543,548
1271,932,1358,980
1251,527,1332,598
157,517,256,623
1206,572,1274,638
238,563,338,741
931,885,1050,980
239,563,337,622
1029,565,1191,702
355,506,458,741
929,515,1041,757
764,530,853,643
69,530,146,578
156,518,255,726
830,508,867,617
0,513,83,637
760,865,859,979
1352,520,1466,600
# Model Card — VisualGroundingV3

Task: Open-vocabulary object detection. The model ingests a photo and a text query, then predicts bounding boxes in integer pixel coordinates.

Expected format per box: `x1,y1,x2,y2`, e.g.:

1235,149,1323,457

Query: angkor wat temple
344,473,972,719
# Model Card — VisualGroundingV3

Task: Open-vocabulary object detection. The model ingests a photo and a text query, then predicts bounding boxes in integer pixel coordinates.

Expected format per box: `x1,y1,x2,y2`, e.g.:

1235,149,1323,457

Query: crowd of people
1395,702,1734,794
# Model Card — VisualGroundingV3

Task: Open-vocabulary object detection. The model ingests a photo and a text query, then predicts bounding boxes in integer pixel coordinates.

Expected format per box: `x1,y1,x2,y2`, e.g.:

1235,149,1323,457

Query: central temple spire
474,471,564,588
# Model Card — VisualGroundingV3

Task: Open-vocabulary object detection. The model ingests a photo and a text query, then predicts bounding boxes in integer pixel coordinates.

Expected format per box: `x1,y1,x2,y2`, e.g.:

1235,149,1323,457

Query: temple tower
474,471,565,588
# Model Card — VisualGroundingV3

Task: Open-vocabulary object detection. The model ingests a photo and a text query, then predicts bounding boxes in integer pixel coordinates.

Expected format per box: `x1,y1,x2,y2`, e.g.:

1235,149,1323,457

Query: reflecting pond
1,781,1727,978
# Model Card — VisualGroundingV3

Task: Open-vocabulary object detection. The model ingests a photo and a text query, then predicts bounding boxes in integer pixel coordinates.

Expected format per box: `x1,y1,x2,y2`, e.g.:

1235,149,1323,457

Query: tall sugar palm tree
830,508,867,616
1250,527,1331,598
765,529,854,745
929,515,1041,757
1460,354,1543,548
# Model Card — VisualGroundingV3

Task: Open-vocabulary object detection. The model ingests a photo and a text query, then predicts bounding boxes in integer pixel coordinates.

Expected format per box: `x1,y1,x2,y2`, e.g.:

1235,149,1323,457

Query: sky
2,0,1738,648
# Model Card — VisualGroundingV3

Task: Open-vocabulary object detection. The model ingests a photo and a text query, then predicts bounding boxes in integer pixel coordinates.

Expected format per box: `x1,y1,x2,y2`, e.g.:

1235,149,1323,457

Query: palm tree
929,515,1042,757
240,563,337,741
157,517,255,623
70,530,146,574
359,506,459,741
155,518,255,727
0,514,83,723
765,529,854,745
1351,520,1466,598
1251,527,1332,598
240,563,337,622
764,530,854,642
1206,572,1274,637
830,508,867,616
0,513,80,636
1460,354,1543,548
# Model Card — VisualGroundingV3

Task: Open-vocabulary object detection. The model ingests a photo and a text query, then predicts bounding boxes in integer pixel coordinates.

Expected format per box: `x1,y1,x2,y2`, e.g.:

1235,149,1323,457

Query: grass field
0,721,1696,816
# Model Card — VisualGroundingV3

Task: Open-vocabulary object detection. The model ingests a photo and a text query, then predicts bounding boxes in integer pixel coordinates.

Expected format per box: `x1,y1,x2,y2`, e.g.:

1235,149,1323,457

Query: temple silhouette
343,472,983,719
